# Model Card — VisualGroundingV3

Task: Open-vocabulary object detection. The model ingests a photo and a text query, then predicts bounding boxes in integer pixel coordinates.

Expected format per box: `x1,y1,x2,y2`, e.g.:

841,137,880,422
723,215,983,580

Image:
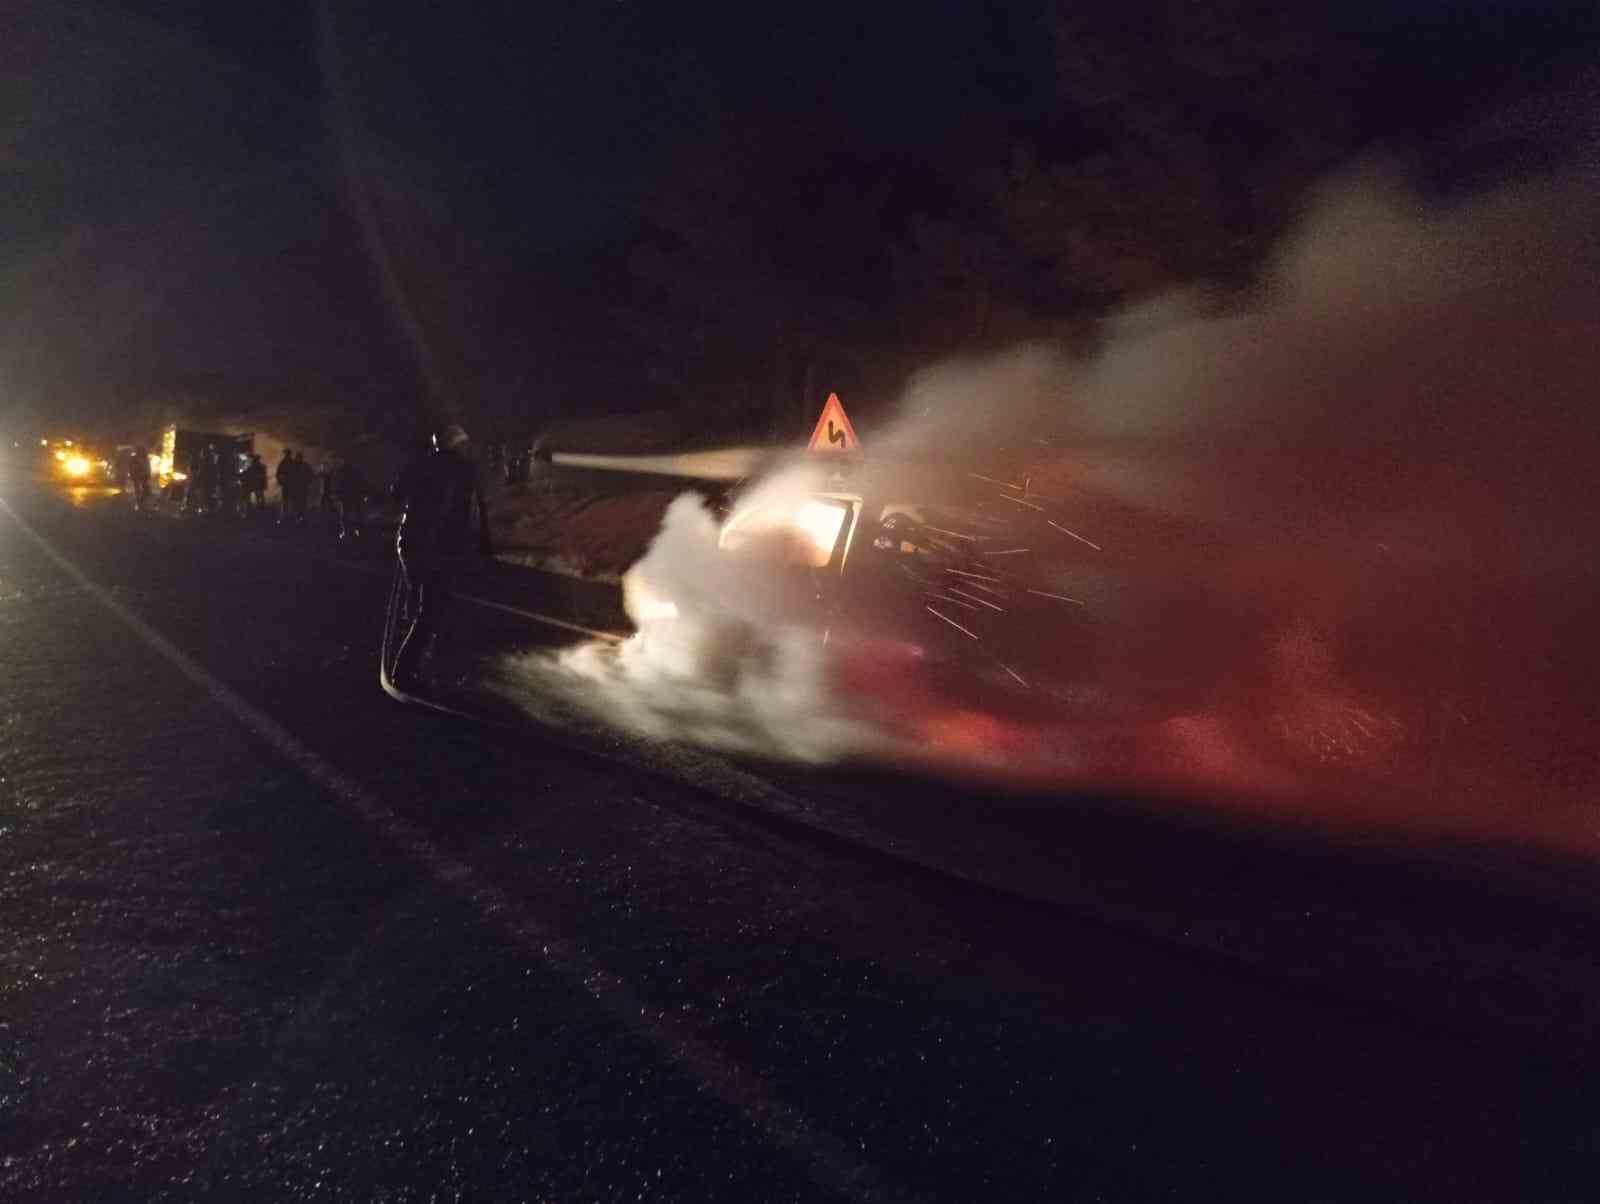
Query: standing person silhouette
388,425,492,690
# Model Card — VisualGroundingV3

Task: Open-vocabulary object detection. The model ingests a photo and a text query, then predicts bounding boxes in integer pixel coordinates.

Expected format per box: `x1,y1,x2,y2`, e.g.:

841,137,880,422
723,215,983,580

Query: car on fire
626,455,1121,719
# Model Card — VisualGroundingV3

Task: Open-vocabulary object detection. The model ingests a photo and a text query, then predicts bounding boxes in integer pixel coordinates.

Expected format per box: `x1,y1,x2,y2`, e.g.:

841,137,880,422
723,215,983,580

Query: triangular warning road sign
807,392,861,453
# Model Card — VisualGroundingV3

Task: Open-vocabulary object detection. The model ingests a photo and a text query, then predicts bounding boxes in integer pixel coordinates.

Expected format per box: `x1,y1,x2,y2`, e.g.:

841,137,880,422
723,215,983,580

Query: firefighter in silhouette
288,451,314,522
217,445,242,519
389,424,493,689
241,453,268,513
331,457,370,539
275,449,295,522
127,446,152,510
189,444,216,514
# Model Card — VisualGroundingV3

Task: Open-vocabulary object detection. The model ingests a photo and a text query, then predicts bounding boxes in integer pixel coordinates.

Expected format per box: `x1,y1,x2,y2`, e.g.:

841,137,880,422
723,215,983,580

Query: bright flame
720,496,849,568
792,500,850,563
63,455,93,478
623,576,680,625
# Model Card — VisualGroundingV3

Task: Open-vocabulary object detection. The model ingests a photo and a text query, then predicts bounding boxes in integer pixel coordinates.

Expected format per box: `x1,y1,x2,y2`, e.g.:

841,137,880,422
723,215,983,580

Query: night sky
2,0,1594,439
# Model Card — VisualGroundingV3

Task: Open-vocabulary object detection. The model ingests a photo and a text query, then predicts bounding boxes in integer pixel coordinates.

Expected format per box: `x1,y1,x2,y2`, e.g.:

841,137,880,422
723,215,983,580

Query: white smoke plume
885,163,1600,550
502,463,892,763
504,158,1600,854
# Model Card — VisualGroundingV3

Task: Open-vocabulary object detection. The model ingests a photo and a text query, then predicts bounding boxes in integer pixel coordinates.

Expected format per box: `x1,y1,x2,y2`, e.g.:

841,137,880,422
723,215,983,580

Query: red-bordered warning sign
806,392,861,453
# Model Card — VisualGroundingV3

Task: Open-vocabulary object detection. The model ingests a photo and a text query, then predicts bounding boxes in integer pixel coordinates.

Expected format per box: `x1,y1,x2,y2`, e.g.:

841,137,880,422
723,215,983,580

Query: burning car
621,455,1112,722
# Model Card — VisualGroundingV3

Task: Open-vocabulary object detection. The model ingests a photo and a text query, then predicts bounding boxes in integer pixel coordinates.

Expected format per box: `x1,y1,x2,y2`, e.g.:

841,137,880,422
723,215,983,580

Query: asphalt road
1,483,1596,1202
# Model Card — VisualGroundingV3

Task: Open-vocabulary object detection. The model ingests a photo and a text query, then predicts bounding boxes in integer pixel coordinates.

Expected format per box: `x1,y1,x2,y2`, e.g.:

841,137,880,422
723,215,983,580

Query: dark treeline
360,0,1598,442
5,0,1596,445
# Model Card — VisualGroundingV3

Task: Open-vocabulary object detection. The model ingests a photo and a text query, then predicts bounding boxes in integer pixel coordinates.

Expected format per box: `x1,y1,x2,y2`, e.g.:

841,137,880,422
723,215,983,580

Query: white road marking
0,499,909,1204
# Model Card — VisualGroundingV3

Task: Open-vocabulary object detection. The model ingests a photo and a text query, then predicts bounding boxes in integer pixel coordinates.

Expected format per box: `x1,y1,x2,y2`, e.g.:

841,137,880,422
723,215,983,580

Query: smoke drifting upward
886,163,1600,557
506,160,1600,856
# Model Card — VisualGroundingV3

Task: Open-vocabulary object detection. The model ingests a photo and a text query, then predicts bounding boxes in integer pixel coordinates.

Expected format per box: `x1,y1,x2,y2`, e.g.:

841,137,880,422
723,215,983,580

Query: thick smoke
503,464,892,763
506,160,1600,853
885,164,1600,553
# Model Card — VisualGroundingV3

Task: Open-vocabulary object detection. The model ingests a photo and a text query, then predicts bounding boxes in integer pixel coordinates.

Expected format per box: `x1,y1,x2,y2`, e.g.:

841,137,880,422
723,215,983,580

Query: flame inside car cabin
719,494,854,568
503,464,890,764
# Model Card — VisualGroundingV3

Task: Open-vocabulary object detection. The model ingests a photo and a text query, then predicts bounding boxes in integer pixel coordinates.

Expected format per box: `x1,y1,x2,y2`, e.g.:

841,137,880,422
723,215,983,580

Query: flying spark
1047,520,1102,551
998,494,1045,512
925,607,980,639
947,586,1004,611
969,472,1024,490
1027,589,1085,606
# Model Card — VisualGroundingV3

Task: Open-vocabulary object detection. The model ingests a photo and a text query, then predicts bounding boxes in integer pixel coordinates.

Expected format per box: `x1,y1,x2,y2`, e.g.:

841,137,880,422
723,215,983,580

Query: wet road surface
1,485,1597,1201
